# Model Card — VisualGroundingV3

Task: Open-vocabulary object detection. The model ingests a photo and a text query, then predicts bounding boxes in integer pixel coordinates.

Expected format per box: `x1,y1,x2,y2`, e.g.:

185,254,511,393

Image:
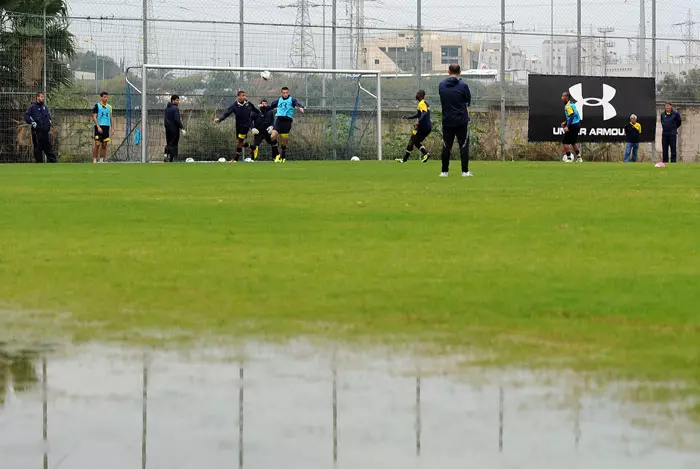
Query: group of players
164,86,304,163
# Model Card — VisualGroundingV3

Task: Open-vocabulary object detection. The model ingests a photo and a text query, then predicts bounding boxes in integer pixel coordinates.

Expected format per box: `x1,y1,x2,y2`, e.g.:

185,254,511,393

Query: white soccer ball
562,154,574,163
350,156,360,161
218,157,227,163
260,70,271,81
185,157,195,163
244,157,253,163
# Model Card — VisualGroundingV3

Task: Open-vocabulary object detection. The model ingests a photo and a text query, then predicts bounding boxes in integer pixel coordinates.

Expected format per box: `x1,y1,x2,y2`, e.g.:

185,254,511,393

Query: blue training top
564,100,581,126
272,96,303,120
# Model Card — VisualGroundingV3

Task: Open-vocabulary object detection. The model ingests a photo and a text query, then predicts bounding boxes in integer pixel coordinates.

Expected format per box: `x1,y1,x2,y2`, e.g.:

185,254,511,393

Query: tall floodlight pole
141,0,148,163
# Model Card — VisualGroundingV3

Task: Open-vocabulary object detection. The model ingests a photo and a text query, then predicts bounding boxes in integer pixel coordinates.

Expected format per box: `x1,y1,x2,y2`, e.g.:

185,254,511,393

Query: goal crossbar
136,64,383,163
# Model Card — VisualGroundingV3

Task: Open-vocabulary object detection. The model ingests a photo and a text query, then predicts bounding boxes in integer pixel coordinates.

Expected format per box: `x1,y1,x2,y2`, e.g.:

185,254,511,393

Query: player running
92,91,114,163
396,89,432,163
251,99,280,161
214,90,259,162
269,86,305,162
561,91,582,162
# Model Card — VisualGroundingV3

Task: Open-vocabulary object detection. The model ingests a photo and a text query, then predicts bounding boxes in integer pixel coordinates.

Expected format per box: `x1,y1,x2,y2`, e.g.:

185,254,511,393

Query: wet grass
0,161,699,407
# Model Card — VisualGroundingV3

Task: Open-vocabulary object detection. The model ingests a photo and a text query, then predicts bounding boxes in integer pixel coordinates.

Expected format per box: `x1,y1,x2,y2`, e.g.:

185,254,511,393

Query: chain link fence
2,1,699,162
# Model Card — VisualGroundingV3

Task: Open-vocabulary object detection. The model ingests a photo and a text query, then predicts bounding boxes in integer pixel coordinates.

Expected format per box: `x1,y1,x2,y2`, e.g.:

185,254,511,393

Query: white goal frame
133,64,383,163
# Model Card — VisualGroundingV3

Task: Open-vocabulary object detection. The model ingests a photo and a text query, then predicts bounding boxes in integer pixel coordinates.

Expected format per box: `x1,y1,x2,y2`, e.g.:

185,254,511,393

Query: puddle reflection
0,342,698,469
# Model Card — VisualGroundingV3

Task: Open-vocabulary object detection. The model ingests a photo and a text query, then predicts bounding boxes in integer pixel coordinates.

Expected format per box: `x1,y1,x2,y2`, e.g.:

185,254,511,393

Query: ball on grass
185,157,195,163
218,157,226,163
350,156,360,161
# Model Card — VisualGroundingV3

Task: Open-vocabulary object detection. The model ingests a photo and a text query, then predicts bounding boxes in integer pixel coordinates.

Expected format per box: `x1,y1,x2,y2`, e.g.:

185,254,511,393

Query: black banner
528,75,656,143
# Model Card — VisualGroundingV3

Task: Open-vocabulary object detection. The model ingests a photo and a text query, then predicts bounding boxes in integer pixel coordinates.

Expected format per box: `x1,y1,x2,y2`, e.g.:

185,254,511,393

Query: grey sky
64,0,697,69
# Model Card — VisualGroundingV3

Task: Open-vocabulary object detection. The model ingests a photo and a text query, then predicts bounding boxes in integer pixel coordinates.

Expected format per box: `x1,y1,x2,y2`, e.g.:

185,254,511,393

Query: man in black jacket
251,100,279,160
164,95,185,162
661,102,682,163
214,90,259,162
623,114,641,163
438,64,472,177
24,92,57,163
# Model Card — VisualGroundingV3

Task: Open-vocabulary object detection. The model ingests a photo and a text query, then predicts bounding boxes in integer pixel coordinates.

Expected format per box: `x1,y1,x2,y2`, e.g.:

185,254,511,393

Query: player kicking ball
269,87,304,162
561,91,582,163
396,89,432,163
92,91,114,163
213,90,259,162
251,99,280,161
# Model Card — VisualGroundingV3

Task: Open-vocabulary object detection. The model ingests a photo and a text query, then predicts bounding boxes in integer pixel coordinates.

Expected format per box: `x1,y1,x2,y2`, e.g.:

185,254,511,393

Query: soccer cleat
395,158,405,163
462,171,473,177
281,158,286,163
421,154,431,163
439,172,448,178
562,155,573,163
274,155,282,163
575,156,583,162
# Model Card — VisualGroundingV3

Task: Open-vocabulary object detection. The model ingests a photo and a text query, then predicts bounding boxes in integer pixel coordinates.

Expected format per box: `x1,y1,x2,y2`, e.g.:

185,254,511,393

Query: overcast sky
64,0,697,69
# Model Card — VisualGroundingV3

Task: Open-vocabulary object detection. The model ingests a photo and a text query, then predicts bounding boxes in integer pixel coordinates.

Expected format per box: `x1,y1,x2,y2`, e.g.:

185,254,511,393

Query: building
361,32,479,74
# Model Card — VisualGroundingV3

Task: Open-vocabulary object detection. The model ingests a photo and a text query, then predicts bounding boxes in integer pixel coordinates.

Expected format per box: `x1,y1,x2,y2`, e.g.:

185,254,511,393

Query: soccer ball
218,157,227,163
244,157,253,163
562,154,574,163
185,157,195,163
350,156,360,161
260,70,271,81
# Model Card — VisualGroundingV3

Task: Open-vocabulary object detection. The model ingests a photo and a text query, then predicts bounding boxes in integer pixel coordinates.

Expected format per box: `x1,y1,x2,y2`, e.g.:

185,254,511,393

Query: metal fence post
576,0,582,74
652,0,657,162
416,0,422,88
331,0,337,159
239,0,244,67
499,0,506,162
141,0,148,163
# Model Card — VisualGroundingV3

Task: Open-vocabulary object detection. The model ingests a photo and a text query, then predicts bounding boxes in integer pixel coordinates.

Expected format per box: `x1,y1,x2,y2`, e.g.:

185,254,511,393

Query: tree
658,68,700,103
0,0,75,93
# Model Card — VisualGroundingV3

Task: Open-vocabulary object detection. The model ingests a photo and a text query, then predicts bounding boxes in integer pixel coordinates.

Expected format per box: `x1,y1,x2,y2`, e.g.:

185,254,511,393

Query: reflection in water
0,342,698,469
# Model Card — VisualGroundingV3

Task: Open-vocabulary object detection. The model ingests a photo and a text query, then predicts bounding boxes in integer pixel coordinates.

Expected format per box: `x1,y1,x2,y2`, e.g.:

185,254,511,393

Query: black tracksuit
164,102,184,161
660,109,682,163
438,76,472,173
24,101,57,163
252,105,279,159
218,99,259,135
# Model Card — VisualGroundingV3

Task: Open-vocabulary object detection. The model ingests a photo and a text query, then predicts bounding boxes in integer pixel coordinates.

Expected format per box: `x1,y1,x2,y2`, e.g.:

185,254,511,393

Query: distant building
361,32,479,74
74,70,96,80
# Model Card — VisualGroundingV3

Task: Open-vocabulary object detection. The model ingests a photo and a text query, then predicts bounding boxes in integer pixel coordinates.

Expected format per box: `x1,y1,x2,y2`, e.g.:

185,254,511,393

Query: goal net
116,65,382,163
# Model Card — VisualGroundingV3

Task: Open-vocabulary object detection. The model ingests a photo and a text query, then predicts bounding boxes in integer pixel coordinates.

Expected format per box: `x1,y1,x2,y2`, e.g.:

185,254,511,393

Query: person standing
91,92,114,163
661,102,682,163
560,91,582,162
24,92,57,163
623,114,641,163
438,64,472,177
164,95,185,162
251,99,279,161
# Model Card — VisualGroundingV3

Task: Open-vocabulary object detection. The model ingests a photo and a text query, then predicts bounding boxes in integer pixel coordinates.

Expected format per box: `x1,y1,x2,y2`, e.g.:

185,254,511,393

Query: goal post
129,64,382,163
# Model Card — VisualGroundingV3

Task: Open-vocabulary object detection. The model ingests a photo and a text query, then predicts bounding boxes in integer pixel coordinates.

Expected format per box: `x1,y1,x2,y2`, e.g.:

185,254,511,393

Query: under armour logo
569,83,617,121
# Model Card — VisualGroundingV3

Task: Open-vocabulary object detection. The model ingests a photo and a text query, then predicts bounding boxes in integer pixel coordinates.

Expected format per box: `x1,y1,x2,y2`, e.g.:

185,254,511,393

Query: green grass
0,161,699,401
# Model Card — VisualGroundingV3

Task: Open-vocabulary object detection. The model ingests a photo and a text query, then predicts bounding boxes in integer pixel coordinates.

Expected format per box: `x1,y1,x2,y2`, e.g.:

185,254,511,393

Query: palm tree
0,0,75,92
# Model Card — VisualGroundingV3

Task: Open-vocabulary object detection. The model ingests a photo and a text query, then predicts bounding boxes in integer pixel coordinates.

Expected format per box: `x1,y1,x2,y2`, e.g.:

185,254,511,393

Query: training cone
655,162,665,168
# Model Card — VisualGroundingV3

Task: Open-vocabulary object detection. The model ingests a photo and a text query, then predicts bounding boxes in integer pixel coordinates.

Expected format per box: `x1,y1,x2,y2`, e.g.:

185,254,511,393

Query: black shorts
273,117,293,135
563,124,580,145
236,127,249,140
254,131,274,147
410,129,431,146
94,126,111,142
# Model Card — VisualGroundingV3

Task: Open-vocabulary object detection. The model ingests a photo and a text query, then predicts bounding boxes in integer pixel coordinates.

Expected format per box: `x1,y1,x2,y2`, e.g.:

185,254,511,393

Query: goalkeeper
213,90,259,162
251,99,279,160
396,89,432,163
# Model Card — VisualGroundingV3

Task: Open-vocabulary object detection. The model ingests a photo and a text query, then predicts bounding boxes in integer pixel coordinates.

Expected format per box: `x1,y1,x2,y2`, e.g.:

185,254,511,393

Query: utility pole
416,0,422,87
673,9,698,66
639,0,645,76
598,27,614,76
550,0,554,74
280,0,319,67
652,0,656,162
576,0,581,74
239,0,244,67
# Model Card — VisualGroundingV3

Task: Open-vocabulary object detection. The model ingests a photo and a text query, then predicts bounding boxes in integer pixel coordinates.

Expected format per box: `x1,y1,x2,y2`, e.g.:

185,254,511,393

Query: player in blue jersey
92,91,114,163
269,87,305,162
560,91,582,162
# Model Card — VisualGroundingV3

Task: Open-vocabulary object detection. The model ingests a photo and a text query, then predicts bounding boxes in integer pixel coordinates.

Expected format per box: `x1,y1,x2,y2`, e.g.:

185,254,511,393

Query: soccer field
1,161,699,398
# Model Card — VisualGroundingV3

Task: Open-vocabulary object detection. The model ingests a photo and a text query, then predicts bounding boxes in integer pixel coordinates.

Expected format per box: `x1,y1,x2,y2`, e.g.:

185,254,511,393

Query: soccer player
561,91,582,162
164,94,185,162
92,91,114,163
623,114,641,163
269,86,305,162
438,64,472,177
24,91,57,163
396,89,432,163
213,90,259,162
251,99,279,161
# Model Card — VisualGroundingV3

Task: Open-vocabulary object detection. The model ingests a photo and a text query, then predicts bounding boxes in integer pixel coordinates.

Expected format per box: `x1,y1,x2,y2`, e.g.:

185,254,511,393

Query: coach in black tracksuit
660,101,682,163
438,64,472,177
24,92,57,163
164,95,184,162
